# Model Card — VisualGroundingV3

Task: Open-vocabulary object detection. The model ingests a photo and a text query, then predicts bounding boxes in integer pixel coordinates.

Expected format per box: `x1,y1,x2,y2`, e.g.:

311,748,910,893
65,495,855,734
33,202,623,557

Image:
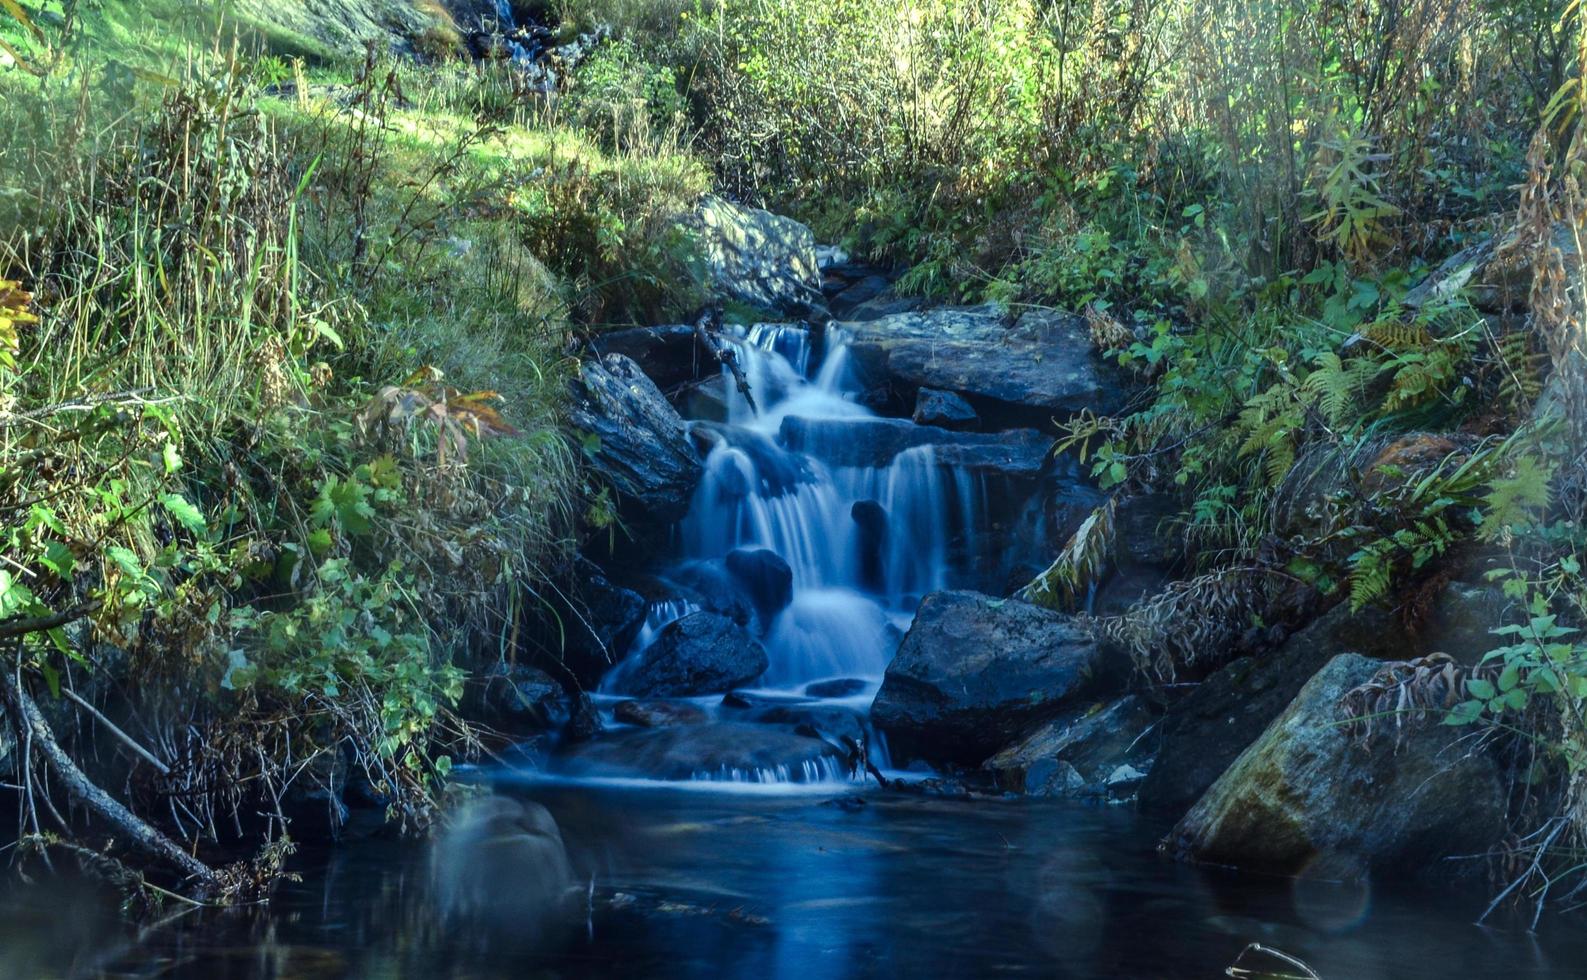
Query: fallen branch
0,664,223,895
693,307,757,414
61,687,172,776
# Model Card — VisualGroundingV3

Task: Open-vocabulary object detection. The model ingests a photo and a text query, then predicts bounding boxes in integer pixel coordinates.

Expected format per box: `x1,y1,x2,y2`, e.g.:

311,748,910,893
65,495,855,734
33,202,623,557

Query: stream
4,321,1578,978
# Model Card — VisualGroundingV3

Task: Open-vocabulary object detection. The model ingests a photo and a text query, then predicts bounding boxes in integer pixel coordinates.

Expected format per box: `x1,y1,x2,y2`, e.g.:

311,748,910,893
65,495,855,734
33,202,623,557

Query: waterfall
668,324,992,689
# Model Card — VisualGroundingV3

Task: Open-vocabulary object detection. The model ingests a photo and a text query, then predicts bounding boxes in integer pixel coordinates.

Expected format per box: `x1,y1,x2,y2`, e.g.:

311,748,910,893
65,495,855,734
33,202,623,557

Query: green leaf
105,546,143,578
162,441,182,474
1466,678,1497,700
160,493,207,534
1443,699,1484,725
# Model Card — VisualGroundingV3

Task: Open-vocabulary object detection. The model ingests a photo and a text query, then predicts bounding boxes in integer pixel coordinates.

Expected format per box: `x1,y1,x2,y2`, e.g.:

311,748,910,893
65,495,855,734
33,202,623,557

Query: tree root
0,664,224,897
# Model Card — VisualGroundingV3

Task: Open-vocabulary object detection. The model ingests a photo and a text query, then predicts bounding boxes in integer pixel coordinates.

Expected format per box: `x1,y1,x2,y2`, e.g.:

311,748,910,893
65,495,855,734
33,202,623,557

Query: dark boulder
1165,654,1508,879
1138,602,1412,816
913,387,979,430
612,612,768,698
841,306,1128,420
778,415,1050,478
984,695,1157,797
871,591,1125,765
557,558,646,687
554,722,847,782
588,324,706,392
471,663,567,730
569,354,703,525
851,500,888,593
613,699,709,728
724,548,794,629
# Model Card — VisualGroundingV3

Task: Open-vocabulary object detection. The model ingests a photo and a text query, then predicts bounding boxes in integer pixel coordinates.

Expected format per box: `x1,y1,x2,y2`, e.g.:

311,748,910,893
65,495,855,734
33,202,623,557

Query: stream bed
4,780,1584,978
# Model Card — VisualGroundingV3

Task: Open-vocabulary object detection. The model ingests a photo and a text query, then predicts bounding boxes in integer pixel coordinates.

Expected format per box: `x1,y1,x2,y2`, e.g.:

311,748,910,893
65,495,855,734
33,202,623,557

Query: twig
60,687,171,776
692,307,757,414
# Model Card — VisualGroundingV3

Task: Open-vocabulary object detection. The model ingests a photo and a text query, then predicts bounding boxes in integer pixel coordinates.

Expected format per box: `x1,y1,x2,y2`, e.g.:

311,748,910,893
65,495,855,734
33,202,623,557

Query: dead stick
0,666,222,893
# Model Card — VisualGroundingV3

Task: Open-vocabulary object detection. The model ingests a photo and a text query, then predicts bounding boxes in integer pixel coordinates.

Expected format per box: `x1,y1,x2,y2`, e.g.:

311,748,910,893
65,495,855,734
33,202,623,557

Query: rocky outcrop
724,548,794,630
554,722,847,781
778,416,1050,478
1165,654,1508,878
1139,602,1411,815
683,196,826,318
841,305,1127,420
984,695,1157,797
569,354,703,524
611,612,768,698
871,591,1123,764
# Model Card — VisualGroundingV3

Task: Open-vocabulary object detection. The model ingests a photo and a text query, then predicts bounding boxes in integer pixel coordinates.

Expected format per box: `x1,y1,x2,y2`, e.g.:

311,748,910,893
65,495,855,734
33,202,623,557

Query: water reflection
6,784,1584,978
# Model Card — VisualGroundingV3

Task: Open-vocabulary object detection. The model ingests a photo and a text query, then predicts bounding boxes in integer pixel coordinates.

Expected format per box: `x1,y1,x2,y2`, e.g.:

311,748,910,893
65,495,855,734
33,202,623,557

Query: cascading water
573,320,1027,786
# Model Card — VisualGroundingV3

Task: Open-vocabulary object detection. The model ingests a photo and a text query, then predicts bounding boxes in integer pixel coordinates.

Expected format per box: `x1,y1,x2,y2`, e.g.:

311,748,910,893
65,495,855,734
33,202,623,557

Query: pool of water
5,779,1582,979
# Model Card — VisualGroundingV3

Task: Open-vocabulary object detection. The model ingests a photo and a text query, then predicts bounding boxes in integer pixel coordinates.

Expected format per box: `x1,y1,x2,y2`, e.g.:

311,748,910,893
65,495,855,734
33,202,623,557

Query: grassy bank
0,0,712,897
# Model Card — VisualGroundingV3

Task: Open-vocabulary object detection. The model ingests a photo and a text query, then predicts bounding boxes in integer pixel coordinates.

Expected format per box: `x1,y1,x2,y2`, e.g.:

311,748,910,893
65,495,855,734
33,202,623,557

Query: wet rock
805,678,869,698
913,388,979,430
741,704,867,753
557,558,646,687
612,612,768,698
842,305,1128,420
1166,654,1508,879
852,500,888,592
682,196,826,318
613,699,709,728
473,663,566,730
829,274,895,318
564,693,605,742
889,776,974,800
588,324,706,392
872,591,1125,765
779,416,1050,478
1138,602,1412,816
555,722,846,782
724,548,794,629
1113,493,1183,569
569,354,703,524
984,695,1157,796
672,559,758,630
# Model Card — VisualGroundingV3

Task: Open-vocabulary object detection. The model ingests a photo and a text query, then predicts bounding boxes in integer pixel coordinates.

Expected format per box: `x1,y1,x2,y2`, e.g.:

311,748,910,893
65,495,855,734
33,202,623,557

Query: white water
671,324,991,688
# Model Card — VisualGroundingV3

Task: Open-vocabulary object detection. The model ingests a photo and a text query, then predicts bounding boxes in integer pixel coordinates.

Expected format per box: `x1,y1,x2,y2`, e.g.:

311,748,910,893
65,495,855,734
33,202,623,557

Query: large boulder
871,591,1123,764
841,306,1127,421
569,354,703,524
1165,654,1508,878
1139,602,1411,815
683,196,825,318
984,695,1157,797
554,722,848,782
913,388,979,430
1403,223,1579,314
469,663,567,730
612,612,769,697
778,416,1050,479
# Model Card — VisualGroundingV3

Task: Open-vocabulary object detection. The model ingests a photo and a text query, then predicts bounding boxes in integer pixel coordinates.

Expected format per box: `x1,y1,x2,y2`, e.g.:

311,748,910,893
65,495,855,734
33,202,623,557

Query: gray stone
683,196,825,317
1165,653,1508,879
871,591,1123,765
913,388,979,430
613,612,768,698
569,354,703,524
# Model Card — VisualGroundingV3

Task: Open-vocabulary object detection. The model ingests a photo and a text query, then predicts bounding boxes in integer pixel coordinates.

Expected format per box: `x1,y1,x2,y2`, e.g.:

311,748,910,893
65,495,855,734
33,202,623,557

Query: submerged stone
984,695,1157,797
555,722,847,782
613,699,709,728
